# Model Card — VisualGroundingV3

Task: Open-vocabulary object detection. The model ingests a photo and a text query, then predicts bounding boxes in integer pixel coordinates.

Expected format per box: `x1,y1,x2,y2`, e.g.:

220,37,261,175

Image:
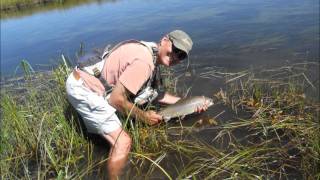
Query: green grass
0,58,101,179
1,58,319,179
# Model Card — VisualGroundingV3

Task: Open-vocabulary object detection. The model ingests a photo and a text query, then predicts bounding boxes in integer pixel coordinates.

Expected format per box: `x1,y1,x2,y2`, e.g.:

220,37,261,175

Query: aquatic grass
218,62,320,178
1,58,179,179
178,134,304,179
1,58,318,179
124,119,173,178
158,62,320,179
0,59,103,179
131,152,172,180
117,62,319,179
14,59,35,80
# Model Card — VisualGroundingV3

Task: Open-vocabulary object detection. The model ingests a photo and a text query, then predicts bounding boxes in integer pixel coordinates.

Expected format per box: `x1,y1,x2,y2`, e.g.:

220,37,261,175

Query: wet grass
191,62,320,179
1,58,319,179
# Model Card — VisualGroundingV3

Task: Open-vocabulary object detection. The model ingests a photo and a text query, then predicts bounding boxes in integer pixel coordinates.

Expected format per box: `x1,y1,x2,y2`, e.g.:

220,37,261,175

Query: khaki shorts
66,72,121,135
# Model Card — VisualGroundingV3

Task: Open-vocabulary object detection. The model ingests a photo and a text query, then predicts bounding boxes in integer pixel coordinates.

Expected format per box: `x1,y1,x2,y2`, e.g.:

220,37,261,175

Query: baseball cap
168,30,193,57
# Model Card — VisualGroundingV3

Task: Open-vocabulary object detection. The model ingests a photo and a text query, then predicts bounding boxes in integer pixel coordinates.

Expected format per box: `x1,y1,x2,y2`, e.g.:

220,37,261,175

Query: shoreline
1,0,56,11
1,0,104,20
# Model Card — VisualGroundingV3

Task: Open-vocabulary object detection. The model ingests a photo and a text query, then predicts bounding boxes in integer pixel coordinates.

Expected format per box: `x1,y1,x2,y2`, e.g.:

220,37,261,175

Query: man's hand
195,101,210,113
144,110,163,125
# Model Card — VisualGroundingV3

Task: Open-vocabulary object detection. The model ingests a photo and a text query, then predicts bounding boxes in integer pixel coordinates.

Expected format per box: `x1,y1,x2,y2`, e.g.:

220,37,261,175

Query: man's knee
115,132,132,153
103,128,132,154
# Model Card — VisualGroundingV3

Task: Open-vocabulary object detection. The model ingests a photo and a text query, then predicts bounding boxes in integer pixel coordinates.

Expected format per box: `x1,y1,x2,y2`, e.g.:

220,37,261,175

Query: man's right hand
109,82,163,126
145,110,163,125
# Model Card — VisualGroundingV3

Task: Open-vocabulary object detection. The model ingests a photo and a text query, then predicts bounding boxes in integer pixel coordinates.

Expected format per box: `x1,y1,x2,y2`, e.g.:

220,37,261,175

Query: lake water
1,0,319,76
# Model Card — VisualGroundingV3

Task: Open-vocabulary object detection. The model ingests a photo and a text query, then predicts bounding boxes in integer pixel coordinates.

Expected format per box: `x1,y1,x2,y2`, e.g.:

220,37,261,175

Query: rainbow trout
158,96,214,122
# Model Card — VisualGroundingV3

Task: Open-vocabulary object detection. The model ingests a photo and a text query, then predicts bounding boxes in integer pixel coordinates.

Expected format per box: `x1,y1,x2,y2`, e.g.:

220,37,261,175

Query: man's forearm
109,81,162,124
119,99,149,123
109,82,148,122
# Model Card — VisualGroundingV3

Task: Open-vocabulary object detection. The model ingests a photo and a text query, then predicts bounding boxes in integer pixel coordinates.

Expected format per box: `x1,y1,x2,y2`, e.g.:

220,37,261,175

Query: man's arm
108,81,162,125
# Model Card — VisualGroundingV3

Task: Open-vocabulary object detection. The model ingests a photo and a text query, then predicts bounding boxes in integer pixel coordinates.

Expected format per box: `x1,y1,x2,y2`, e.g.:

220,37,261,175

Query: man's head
158,30,193,66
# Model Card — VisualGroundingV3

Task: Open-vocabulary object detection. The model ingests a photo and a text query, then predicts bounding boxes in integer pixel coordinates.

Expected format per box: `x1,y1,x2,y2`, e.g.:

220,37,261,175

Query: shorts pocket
86,93,116,114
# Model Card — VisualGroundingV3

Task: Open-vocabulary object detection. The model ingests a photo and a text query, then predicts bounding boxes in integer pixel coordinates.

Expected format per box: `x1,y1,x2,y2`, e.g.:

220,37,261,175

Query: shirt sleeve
119,59,152,95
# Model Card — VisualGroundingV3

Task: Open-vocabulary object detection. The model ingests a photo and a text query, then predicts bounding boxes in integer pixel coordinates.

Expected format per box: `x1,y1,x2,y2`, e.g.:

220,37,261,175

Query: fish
158,96,215,122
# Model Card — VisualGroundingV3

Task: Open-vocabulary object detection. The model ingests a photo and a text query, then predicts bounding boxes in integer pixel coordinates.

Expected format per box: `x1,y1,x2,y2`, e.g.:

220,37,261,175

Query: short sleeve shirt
102,42,155,95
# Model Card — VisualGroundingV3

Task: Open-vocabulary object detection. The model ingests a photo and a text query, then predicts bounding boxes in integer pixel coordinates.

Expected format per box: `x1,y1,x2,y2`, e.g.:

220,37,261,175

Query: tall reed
0,58,102,179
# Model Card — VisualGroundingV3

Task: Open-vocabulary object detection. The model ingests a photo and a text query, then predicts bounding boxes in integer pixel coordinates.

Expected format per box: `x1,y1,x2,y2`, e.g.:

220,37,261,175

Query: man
66,30,208,179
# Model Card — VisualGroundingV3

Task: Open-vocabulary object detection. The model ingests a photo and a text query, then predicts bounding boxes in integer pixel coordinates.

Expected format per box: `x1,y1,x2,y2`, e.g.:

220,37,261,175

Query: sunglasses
172,45,187,61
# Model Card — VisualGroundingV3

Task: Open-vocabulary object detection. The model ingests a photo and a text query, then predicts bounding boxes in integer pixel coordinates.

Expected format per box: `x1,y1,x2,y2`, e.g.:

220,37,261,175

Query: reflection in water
1,0,116,20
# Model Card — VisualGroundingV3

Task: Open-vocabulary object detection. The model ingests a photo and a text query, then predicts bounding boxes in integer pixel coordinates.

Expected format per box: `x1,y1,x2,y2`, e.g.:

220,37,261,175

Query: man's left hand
195,102,209,113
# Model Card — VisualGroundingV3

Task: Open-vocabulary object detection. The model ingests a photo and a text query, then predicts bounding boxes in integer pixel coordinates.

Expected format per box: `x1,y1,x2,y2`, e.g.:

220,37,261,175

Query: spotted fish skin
158,96,214,122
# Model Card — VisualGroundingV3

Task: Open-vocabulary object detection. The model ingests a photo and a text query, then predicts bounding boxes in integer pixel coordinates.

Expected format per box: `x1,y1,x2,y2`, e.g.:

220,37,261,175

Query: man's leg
102,127,132,180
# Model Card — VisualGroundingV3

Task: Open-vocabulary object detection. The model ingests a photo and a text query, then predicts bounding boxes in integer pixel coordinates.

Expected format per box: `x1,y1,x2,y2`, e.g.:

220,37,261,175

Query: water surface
1,0,319,76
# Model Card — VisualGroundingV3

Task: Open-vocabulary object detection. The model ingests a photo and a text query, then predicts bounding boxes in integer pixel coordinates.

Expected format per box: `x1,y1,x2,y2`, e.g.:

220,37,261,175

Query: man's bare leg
103,127,132,180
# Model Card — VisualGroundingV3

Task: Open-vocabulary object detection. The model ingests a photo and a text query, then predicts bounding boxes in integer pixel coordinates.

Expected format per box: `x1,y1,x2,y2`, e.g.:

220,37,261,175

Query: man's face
158,37,186,66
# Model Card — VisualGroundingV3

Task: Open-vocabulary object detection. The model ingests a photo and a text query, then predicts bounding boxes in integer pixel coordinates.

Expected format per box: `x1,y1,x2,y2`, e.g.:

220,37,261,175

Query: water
1,0,319,76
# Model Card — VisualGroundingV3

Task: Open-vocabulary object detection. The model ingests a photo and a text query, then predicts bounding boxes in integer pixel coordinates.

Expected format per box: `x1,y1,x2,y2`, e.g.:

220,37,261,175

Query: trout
158,96,214,122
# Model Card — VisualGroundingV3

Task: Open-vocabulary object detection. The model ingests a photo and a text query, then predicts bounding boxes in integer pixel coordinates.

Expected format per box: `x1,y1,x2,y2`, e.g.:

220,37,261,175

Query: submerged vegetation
0,58,319,179
177,62,320,179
